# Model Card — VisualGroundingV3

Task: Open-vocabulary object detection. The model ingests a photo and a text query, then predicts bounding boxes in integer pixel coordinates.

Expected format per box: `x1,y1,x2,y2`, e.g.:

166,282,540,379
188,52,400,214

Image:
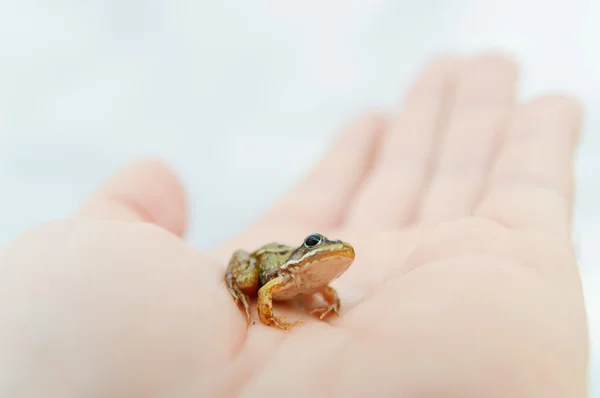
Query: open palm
0,53,587,397
204,53,587,396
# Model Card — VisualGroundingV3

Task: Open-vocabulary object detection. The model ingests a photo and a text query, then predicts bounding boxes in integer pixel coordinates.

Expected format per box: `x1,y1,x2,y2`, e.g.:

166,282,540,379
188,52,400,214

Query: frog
225,233,355,331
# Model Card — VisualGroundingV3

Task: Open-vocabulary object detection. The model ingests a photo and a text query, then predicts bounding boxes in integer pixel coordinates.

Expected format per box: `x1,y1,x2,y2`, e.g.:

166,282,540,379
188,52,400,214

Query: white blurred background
0,0,598,395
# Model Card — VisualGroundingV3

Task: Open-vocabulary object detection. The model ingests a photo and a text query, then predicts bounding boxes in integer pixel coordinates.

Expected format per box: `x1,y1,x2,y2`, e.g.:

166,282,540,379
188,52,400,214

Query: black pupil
304,234,322,247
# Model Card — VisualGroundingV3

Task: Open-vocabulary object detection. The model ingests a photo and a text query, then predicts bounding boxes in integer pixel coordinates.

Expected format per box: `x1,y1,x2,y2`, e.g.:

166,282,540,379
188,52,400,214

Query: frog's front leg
309,285,341,320
225,250,259,324
257,276,304,331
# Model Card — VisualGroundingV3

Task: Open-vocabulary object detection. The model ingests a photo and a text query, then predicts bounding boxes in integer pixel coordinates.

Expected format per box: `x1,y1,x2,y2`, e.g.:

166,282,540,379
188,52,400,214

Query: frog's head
282,233,355,276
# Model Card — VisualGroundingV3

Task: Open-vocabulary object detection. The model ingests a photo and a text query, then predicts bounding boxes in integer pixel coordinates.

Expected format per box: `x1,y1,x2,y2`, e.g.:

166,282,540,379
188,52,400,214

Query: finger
252,112,386,230
75,157,188,236
345,55,462,227
474,95,582,235
417,53,518,223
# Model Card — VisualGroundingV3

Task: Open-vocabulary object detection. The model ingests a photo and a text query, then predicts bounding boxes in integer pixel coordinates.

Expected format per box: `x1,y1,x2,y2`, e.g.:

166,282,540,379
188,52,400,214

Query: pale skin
0,53,588,397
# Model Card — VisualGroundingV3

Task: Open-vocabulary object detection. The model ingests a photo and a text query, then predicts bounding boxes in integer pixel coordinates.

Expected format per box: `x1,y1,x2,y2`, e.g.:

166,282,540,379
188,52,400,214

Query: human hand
0,53,588,397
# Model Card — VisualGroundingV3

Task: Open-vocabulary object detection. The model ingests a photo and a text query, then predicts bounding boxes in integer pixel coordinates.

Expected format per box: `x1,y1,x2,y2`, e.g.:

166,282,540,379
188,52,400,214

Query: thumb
75,157,188,237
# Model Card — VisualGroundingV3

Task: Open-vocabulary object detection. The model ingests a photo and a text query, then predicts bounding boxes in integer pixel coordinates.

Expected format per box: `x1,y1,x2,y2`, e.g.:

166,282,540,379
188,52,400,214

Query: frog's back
254,243,294,286
255,243,292,253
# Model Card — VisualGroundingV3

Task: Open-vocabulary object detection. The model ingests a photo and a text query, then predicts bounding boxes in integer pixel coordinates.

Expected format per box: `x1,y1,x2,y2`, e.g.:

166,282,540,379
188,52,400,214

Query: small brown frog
225,233,355,331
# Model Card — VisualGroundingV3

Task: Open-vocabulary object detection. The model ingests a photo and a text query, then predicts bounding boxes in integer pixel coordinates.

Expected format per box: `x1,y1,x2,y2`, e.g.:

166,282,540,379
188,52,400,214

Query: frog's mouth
310,241,355,263
293,243,355,281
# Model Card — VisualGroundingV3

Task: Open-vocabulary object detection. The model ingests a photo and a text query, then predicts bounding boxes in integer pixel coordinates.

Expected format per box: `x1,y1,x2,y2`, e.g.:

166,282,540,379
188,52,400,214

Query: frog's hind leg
308,285,340,320
225,250,259,324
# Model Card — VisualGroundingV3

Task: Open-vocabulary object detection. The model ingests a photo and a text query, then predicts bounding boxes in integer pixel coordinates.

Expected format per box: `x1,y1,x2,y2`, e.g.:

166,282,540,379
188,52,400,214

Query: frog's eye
303,233,323,248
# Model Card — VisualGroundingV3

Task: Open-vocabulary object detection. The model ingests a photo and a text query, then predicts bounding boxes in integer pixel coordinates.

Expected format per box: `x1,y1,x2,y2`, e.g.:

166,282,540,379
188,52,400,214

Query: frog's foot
262,313,304,332
236,289,252,324
257,276,304,331
225,274,251,324
309,285,341,320
310,303,339,320
257,299,305,331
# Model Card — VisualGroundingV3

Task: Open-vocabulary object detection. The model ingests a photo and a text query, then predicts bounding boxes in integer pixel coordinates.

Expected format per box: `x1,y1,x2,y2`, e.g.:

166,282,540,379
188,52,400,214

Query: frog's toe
238,297,251,324
243,306,251,324
227,285,253,325
311,304,339,320
268,316,304,331
226,287,238,302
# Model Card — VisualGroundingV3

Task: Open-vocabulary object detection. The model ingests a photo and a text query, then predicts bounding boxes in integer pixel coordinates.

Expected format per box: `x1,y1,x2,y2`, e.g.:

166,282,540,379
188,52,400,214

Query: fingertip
418,53,464,71
519,93,584,143
76,157,188,236
334,110,388,146
404,55,464,102
461,52,520,90
357,110,389,125
467,50,520,68
527,93,584,119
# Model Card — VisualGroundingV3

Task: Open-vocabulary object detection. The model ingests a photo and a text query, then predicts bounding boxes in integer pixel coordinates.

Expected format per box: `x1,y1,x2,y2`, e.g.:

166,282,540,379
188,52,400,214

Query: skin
225,233,355,330
0,53,589,397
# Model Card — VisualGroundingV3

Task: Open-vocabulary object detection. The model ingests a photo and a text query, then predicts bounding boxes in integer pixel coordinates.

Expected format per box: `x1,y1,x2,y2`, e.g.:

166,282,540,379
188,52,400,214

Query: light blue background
0,0,598,394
